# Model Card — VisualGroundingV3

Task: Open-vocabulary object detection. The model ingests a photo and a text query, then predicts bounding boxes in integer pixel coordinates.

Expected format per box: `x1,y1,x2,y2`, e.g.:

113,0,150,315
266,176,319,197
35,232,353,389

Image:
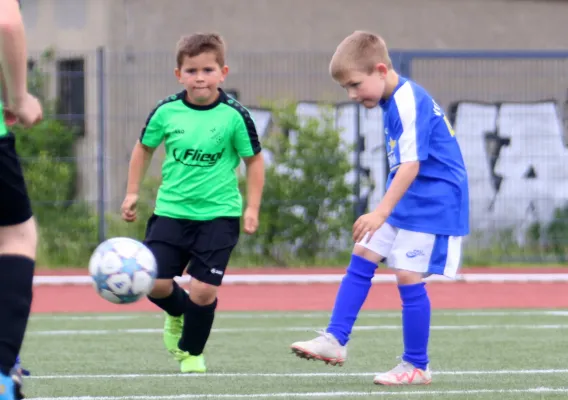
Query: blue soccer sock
398,282,431,370
326,255,378,346
0,373,15,400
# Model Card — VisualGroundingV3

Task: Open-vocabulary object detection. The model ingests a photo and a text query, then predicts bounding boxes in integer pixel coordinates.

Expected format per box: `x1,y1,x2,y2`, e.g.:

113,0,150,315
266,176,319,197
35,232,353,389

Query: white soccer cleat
290,330,347,366
373,360,432,385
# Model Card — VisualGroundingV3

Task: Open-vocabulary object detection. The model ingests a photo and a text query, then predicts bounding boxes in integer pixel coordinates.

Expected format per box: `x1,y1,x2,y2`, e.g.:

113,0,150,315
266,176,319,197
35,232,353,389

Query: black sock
178,297,217,356
147,281,189,317
0,255,34,376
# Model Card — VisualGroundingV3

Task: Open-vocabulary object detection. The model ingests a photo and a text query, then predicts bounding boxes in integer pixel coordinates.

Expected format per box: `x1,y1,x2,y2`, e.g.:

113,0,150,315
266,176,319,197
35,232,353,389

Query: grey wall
106,0,568,52
21,0,568,214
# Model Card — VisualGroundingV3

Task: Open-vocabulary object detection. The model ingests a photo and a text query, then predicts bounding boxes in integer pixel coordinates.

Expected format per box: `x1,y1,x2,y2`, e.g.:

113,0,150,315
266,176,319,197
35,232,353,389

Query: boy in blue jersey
290,31,469,386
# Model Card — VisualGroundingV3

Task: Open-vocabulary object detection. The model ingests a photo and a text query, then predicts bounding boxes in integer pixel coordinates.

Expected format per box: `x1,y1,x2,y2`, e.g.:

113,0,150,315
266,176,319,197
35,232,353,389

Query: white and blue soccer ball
89,237,157,304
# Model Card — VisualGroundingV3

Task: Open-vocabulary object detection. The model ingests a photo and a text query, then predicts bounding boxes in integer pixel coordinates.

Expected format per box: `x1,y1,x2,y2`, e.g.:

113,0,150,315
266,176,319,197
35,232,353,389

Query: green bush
9,50,99,268
546,204,568,263
233,102,354,267
524,203,568,264
13,124,99,267
461,202,568,267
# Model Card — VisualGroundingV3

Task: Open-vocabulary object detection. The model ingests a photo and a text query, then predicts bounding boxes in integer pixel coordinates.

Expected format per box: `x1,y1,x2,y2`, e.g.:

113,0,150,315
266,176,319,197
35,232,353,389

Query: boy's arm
126,141,155,196
354,162,419,242
0,69,7,103
241,152,264,234
122,141,155,221
376,91,432,218
242,152,265,211
0,0,28,108
374,161,419,218
125,105,164,195
232,107,264,233
354,92,431,242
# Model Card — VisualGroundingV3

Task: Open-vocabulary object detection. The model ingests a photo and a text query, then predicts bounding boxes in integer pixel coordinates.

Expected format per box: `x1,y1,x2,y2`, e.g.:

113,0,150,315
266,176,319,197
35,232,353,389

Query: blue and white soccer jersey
358,77,470,279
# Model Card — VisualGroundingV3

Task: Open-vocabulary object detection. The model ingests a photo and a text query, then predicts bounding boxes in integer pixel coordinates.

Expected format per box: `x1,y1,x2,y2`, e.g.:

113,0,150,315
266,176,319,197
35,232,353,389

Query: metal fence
22,49,568,267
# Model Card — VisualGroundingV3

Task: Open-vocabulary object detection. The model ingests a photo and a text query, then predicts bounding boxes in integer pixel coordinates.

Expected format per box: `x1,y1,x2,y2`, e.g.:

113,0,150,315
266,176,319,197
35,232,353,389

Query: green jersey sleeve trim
139,92,184,147
220,91,262,156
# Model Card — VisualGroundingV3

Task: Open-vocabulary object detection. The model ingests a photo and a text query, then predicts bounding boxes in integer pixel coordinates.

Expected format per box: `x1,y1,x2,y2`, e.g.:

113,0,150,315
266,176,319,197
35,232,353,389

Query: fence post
96,47,106,243
354,104,364,219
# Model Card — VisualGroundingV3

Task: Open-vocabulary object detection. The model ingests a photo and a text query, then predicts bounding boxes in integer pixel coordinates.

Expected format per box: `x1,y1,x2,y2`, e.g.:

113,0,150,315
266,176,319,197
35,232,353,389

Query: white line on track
27,324,568,336
26,387,568,399
29,310,568,321
31,272,568,285
27,369,568,380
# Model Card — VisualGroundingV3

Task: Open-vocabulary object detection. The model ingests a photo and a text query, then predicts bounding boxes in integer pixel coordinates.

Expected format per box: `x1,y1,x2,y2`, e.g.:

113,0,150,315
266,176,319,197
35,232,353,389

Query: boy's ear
375,63,389,76
174,68,182,82
220,65,229,82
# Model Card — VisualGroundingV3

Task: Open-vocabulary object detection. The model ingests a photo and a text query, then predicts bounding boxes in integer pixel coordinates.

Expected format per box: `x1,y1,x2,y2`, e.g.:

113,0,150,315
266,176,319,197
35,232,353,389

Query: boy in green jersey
121,33,265,373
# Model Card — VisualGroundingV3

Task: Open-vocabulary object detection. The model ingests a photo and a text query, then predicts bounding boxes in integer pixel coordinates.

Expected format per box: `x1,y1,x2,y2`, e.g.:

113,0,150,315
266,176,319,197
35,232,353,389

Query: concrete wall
106,0,568,52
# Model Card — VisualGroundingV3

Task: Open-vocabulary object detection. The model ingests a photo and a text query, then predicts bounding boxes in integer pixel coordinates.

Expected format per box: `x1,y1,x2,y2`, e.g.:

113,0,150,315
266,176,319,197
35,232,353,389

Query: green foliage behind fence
233,102,355,267
11,56,568,267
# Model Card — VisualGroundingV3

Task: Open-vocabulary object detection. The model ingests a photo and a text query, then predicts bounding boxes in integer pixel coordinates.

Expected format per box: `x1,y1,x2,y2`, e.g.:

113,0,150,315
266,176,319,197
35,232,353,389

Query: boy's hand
352,210,387,243
6,93,43,128
243,206,259,234
3,109,17,126
121,193,139,222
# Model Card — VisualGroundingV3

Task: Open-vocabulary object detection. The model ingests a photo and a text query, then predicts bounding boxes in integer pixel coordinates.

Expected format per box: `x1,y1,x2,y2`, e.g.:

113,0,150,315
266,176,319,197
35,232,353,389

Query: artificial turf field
22,309,568,400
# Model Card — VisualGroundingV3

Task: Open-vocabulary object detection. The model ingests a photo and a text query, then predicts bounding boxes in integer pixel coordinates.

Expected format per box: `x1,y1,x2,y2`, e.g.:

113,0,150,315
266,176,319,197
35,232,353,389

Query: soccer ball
89,237,157,304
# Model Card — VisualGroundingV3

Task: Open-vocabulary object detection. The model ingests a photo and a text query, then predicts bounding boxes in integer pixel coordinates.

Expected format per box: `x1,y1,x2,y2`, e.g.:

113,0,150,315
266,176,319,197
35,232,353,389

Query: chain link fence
22,49,568,267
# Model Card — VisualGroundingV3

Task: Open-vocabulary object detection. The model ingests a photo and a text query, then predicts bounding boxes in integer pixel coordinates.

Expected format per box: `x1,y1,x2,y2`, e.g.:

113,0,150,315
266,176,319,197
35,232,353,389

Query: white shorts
357,222,463,279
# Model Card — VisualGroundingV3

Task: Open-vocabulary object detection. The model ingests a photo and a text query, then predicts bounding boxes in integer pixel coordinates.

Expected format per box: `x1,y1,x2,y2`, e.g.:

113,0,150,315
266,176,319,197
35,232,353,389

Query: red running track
32,281,568,313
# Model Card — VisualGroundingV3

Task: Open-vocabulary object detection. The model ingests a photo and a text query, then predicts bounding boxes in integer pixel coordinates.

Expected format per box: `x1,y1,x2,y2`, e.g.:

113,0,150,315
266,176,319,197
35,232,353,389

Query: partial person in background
0,0,44,398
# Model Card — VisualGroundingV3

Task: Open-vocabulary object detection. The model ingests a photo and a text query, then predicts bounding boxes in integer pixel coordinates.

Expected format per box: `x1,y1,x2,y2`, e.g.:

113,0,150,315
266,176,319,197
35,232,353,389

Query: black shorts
143,214,240,286
0,133,33,226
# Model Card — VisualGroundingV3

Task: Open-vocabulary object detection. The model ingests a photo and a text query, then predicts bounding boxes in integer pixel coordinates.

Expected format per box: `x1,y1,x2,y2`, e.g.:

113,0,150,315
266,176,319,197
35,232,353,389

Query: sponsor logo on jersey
173,148,225,167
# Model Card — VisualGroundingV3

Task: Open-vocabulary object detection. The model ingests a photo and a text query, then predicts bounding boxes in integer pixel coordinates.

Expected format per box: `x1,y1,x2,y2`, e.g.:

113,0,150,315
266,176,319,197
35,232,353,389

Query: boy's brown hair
175,33,226,68
329,31,392,81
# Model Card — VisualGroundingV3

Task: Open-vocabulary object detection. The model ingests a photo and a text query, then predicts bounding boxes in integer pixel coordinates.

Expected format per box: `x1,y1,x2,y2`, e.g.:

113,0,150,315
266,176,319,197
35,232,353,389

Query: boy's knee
352,244,384,265
188,278,218,306
0,218,37,259
149,279,174,298
395,270,423,286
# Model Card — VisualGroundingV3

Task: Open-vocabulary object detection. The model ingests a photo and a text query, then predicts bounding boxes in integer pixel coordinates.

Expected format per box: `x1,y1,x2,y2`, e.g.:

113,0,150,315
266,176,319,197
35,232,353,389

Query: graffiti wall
249,100,568,242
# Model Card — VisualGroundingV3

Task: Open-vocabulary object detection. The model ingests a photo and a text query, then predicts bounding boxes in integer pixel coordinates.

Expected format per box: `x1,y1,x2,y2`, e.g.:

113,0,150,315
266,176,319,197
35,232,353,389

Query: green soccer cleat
163,312,183,355
180,354,207,373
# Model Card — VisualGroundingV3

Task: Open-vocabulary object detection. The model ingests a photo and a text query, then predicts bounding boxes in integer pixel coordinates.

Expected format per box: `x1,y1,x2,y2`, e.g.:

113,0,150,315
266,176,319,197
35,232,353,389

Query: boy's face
337,64,388,109
175,52,228,105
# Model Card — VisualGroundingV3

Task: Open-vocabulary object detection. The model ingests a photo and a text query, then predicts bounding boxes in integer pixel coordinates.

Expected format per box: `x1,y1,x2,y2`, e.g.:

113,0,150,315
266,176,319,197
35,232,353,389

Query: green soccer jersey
140,89,261,220
0,98,7,137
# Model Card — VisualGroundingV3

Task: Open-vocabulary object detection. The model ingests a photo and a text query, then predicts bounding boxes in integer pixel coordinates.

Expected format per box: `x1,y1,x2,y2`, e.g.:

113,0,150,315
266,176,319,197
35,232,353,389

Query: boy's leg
0,134,37,400
11,355,29,400
373,271,432,386
143,215,192,356
373,231,461,386
178,217,240,373
290,223,397,366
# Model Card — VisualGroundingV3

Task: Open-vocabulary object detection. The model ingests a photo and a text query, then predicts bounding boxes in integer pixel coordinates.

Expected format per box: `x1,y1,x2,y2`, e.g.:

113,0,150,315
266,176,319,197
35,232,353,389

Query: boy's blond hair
175,33,226,68
329,31,392,80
